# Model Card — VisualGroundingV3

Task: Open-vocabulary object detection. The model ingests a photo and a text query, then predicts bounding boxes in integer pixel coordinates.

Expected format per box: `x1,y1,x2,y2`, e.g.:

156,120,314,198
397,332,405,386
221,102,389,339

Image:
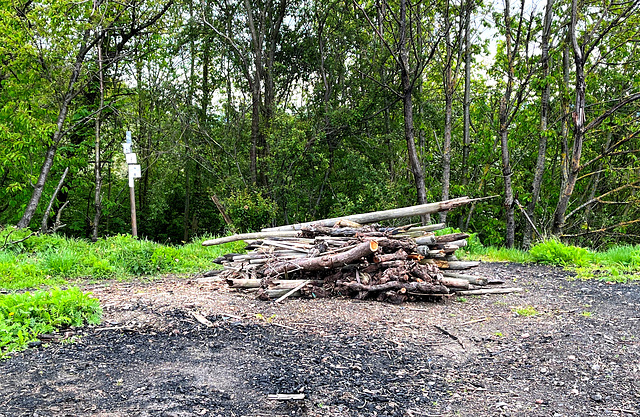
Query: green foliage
530,239,591,267
224,189,278,233
0,287,101,357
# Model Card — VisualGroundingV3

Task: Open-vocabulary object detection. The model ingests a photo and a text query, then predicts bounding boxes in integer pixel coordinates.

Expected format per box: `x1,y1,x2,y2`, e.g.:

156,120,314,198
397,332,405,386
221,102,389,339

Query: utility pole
123,131,141,237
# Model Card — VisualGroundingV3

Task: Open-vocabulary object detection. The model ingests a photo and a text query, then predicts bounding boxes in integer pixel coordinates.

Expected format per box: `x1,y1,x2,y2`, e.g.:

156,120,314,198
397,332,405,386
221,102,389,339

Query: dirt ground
1,262,639,417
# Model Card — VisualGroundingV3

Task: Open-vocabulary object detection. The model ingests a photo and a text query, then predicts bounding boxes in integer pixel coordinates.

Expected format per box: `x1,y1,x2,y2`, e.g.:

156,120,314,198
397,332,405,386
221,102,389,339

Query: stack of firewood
202,197,521,303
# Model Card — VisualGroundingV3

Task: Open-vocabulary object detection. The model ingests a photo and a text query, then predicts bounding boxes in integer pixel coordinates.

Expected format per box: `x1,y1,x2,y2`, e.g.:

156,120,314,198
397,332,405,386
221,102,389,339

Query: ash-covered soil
1,262,639,417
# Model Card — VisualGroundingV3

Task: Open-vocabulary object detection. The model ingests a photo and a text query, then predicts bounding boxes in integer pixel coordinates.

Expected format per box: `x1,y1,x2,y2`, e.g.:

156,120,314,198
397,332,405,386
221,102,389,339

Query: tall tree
494,0,536,247
523,0,555,248
438,0,466,223
552,0,640,234
16,0,173,229
354,0,440,222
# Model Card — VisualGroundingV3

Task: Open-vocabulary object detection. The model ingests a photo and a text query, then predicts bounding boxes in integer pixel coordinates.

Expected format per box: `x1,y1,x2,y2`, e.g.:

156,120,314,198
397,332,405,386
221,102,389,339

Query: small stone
591,364,601,372
521,333,530,338
567,355,576,360
570,388,579,395
535,399,544,404
590,393,603,402
540,367,548,374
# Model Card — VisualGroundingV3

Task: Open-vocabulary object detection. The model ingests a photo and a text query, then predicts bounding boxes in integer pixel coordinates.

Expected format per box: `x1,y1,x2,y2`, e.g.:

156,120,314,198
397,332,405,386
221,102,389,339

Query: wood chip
191,311,214,327
268,393,305,400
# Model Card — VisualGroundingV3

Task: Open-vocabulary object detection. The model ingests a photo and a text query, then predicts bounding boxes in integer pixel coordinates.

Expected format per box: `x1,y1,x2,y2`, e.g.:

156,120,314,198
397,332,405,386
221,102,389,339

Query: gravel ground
1,262,639,417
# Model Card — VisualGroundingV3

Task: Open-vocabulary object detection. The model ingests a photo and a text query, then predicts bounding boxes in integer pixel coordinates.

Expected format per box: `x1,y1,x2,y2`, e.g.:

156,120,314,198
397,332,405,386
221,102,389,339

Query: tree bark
552,0,585,235
263,240,379,277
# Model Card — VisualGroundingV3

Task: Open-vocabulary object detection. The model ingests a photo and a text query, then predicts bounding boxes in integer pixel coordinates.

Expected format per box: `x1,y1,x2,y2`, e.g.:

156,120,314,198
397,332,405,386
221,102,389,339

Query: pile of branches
203,197,520,304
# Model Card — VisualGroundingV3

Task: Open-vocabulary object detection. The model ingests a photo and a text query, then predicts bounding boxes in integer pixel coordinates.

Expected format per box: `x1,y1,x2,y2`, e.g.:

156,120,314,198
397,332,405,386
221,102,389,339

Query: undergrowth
0,227,244,358
0,287,101,358
453,229,640,283
0,227,245,290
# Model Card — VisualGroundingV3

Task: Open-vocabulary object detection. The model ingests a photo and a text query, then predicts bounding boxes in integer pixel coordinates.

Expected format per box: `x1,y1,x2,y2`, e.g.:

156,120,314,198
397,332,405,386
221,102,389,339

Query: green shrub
0,287,101,357
530,239,591,267
224,189,278,233
151,246,180,273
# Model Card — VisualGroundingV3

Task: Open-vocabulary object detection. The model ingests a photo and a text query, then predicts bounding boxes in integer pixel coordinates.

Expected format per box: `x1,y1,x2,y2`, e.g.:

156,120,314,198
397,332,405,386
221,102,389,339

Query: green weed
513,305,539,317
0,287,101,357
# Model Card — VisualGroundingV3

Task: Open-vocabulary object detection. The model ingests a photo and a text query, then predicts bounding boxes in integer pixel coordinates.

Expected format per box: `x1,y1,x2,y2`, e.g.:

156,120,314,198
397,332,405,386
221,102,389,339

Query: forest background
1,0,639,249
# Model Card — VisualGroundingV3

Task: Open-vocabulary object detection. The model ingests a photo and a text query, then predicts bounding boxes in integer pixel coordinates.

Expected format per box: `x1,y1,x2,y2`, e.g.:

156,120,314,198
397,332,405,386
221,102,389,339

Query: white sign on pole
129,164,142,179
125,153,137,164
122,142,132,154
126,130,132,144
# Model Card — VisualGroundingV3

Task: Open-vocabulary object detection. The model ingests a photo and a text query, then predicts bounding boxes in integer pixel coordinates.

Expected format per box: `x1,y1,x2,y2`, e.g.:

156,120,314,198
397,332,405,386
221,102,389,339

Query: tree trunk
440,3,453,224
17,31,92,229
461,0,472,188
523,0,554,248
499,97,515,248
553,0,585,235
399,0,428,223
92,35,104,242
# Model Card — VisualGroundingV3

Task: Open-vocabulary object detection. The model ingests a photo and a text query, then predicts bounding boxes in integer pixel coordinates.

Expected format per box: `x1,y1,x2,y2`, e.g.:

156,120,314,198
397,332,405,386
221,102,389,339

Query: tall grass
460,234,640,283
0,227,245,290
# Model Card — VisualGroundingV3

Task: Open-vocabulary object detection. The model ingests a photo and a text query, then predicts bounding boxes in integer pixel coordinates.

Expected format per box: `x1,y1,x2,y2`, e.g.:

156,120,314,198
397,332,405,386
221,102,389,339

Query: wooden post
130,183,137,238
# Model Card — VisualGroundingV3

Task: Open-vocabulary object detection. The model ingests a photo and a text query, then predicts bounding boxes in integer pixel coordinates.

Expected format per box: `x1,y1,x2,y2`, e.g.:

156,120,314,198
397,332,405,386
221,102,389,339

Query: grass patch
0,228,245,358
454,231,640,283
0,228,245,290
513,305,539,317
0,287,101,358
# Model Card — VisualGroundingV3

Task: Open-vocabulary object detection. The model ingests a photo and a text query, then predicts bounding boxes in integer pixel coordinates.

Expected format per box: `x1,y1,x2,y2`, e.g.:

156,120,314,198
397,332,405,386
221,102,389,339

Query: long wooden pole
262,197,473,232
130,184,137,238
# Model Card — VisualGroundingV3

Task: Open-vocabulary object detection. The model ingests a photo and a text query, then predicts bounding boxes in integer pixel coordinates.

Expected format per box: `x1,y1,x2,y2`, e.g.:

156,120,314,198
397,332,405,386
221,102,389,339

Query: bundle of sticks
202,197,520,303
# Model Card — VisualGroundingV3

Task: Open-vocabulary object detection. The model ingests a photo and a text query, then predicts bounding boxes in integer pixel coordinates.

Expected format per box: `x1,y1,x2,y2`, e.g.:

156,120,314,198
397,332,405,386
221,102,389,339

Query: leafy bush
0,287,101,357
530,239,591,267
224,189,278,233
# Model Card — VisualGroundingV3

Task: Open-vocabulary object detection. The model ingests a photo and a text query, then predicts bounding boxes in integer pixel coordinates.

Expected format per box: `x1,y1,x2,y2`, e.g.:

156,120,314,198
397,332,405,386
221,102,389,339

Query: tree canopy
1,0,639,247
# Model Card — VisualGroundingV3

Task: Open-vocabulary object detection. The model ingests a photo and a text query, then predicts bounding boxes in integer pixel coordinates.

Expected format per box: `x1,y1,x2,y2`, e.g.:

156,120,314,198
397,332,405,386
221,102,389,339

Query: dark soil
1,262,639,417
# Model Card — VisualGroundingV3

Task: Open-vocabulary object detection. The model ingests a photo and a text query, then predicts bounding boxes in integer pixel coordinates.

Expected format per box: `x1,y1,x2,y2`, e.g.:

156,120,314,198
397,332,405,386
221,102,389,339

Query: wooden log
231,250,301,261
248,254,308,264
405,223,446,233
374,237,417,253
275,280,311,303
416,246,445,257
415,233,469,245
426,260,480,270
202,231,301,246
425,239,468,250
440,277,470,289
262,240,379,277
262,197,472,231
434,232,470,243
373,250,408,263
454,287,523,295
336,280,450,294
442,272,488,285
226,279,324,289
